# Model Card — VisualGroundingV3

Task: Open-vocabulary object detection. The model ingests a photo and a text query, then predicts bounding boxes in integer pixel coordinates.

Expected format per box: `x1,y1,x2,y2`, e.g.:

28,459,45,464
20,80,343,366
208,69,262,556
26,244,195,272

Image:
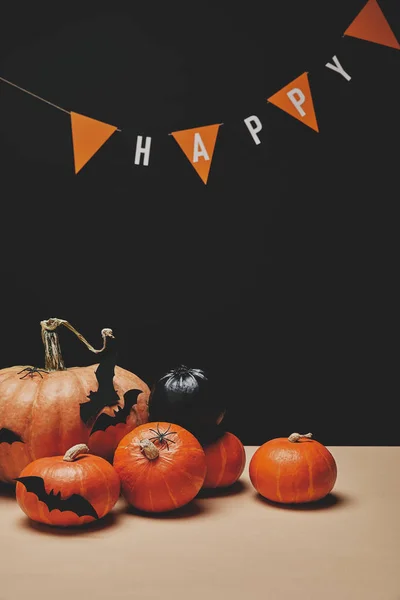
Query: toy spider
148,423,177,451
17,367,49,380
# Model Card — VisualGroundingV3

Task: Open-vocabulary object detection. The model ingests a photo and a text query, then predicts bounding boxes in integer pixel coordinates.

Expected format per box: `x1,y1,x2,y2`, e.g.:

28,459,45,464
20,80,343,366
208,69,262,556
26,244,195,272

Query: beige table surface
1,446,399,600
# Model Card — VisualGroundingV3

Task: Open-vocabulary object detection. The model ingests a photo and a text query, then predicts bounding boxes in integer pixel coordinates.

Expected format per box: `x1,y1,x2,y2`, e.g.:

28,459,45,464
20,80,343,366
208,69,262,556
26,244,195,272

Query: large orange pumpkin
15,443,120,527
113,421,207,512
0,318,149,483
202,431,246,489
249,432,337,504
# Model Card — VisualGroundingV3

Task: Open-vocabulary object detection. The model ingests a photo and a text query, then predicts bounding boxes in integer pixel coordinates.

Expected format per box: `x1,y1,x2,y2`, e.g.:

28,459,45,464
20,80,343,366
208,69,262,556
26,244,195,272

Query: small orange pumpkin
202,431,246,489
249,432,337,504
0,318,149,482
15,443,120,527
113,422,207,513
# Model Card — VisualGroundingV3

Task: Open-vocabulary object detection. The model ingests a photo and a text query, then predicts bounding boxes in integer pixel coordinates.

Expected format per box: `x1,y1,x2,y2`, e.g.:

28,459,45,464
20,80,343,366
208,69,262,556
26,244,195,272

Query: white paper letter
325,55,351,81
244,115,262,145
134,135,152,166
287,88,306,117
193,133,209,163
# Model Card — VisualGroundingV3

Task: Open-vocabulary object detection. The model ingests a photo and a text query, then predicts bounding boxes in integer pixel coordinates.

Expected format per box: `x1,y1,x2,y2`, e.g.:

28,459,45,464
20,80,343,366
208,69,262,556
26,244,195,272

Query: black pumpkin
148,365,226,441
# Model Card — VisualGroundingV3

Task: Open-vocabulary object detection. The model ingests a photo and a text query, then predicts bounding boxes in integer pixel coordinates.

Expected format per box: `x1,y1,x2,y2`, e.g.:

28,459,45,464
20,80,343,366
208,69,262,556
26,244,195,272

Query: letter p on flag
267,72,319,132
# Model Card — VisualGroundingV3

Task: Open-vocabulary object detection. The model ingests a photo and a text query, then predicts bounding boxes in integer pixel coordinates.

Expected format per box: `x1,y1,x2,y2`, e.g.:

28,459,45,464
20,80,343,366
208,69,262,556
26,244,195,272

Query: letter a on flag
70,112,118,174
344,0,400,50
170,124,221,184
267,72,319,132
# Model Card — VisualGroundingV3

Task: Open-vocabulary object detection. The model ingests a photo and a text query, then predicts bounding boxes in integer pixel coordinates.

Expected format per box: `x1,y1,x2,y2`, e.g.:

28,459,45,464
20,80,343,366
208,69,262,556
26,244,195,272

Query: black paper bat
80,336,120,426
0,428,24,444
15,476,99,519
90,388,142,435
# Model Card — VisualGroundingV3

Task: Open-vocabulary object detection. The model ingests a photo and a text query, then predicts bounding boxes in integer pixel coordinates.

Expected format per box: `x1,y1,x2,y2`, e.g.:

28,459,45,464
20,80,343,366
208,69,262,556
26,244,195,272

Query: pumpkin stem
40,318,114,371
139,439,160,460
288,432,313,443
63,443,90,461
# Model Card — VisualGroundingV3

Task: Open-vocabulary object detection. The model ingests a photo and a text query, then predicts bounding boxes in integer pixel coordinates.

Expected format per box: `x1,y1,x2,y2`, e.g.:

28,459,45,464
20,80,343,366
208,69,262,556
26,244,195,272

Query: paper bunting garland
0,0,398,181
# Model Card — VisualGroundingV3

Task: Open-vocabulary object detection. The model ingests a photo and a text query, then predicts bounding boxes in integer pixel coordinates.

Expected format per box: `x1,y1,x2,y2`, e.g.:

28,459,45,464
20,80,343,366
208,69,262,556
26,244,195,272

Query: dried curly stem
288,432,313,443
40,318,114,371
63,444,90,461
139,439,160,460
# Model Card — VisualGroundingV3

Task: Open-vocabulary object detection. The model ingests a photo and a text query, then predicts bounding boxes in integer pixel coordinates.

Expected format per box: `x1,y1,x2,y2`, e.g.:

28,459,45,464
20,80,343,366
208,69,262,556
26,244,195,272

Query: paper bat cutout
90,388,142,435
15,476,99,519
0,428,24,444
80,336,120,426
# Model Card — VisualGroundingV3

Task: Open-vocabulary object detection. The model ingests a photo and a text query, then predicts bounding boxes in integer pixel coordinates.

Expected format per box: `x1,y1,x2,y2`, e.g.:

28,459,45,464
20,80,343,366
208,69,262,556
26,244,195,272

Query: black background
0,1,398,445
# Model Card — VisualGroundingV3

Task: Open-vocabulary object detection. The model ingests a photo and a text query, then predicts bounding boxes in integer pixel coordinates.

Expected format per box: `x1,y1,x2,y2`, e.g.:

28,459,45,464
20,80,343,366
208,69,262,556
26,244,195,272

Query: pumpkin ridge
147,480,154,512
91,460,110,516
303,445,314,500
117,447,149,495
215,439,228,487
141,461,155,511
103,462,113,514
253,454,260,492
158,451,174,465
55,386,64,455
276,460,282,502
315,446,336,478
0,370,21,388
175,461,205,490
0,371,29,408
160,470,179,509
75,460,87,522
27,378,43,462
294,475,298,504
0,375,29,481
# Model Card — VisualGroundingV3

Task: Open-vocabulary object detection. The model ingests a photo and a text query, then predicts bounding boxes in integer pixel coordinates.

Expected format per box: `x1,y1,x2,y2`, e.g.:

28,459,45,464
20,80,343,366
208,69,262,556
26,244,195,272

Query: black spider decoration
17,367,49,380
148,423,177,451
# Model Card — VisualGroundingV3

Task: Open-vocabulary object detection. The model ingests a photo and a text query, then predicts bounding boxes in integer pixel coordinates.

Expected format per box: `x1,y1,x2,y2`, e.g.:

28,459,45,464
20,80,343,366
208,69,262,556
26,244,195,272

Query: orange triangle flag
344,0,400,50
70,111,118,174
267,73,319,132
170,124,221,184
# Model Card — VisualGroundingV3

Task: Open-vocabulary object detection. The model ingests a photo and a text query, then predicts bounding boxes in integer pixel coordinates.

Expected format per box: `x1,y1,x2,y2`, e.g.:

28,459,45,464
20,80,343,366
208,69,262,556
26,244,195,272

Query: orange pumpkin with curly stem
249,432,337,504
202,431,246,489
15,444,120,527
0,318,149,482
113,422,207,512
